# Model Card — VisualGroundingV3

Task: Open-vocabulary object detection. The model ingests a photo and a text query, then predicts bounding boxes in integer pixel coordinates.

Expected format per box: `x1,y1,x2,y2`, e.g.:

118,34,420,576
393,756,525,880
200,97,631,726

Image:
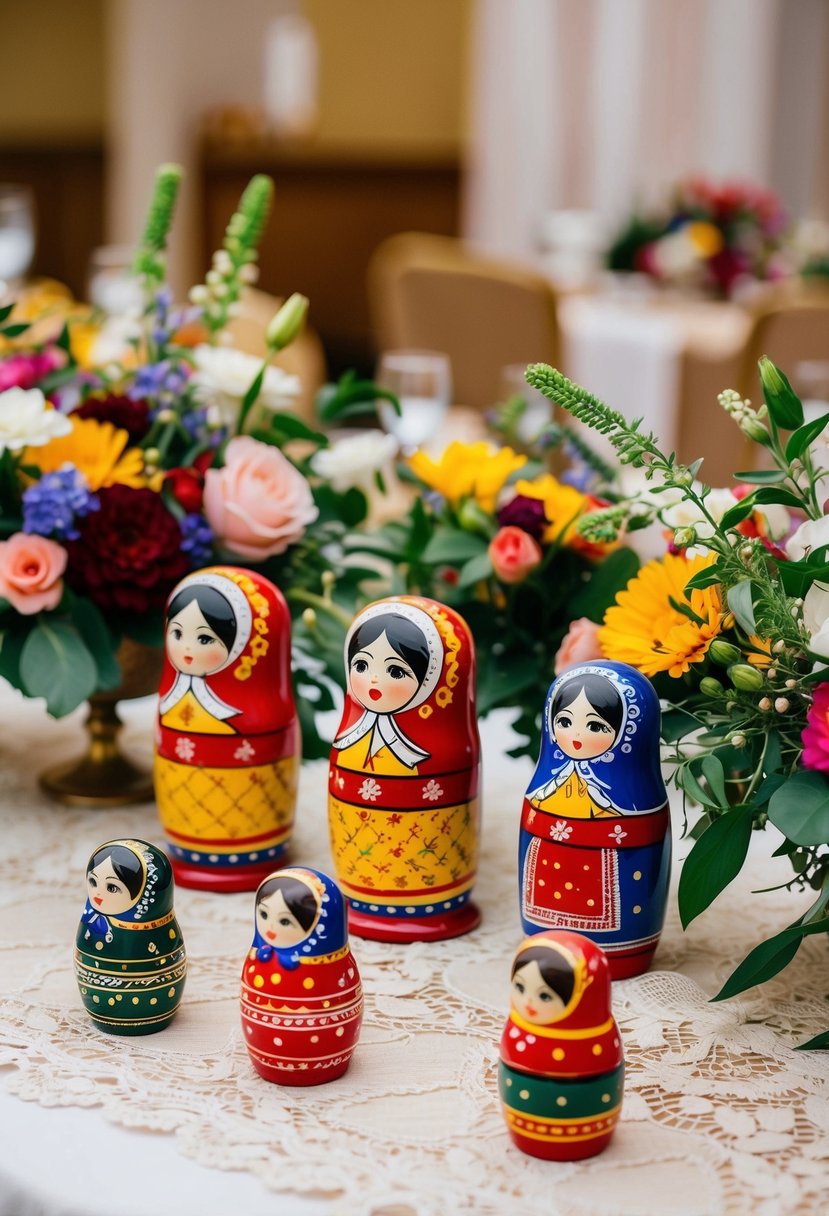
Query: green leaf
240,363,266,416
678,766,718,809
568,547,639,620
0,626,28,691
719,500,756,530
785,412,829,462
420,531,487,565
0,322,30,338
678,802,754,927
759,358,804,431
752,486,811,511
712,918,829,1001
768,771,829,845
660,707,701,743
120,612,164,648
796,1029,829,1050
727,580,757,633
733,469,787,484
19,621,98,716
699,754,728,807
777,557,829,598
260,411,328,445
684,567,722,591
69,598,122,692
458,552,493,589
0,303,13,323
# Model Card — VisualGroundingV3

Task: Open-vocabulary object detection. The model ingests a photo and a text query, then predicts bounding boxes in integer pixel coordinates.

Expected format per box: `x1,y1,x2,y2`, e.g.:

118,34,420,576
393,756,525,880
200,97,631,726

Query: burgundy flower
497,494,547,541
73,394,152,446
65,485,188,614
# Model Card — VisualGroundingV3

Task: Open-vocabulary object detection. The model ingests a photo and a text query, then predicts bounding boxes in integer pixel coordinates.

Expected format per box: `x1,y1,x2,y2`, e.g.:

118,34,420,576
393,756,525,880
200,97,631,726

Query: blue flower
22,465,99,541
180,513,214,566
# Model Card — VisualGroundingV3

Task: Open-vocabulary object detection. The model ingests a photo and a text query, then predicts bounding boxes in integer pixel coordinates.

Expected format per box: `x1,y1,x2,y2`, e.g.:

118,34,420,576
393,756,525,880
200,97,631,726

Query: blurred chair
367,232,559,409
738,282,829,405
226,286,326,422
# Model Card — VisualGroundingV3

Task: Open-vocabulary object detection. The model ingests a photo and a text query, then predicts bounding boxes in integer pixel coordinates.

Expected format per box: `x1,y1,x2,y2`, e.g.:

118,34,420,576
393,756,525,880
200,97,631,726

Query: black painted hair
87,844,145,899
348,612,431,686
257,875,320,932
551,673,624,738
511,945,575,1006
166,584,237,654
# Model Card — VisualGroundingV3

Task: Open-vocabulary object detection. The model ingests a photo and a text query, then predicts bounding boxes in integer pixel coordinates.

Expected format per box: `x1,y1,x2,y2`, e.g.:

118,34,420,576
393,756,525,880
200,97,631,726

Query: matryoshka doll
328,595,480,941
240,867,363,1085
498,930,624,1160
518,661,670,979
74,838,186,1035
154,566,300,892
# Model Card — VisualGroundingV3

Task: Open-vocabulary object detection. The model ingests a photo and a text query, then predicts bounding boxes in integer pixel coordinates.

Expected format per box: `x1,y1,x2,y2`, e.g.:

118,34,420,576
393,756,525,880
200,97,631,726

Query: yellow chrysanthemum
598,552,723,678
513,473,588,544
26,416,145,490
686,220,724,258
408,441,525,512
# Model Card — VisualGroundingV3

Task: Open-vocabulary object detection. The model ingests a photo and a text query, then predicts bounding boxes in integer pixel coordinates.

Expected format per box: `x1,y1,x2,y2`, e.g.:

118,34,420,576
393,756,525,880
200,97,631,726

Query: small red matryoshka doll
240,867,363,1086
498,930,624,1160
154,566,300,892
327,595,481,942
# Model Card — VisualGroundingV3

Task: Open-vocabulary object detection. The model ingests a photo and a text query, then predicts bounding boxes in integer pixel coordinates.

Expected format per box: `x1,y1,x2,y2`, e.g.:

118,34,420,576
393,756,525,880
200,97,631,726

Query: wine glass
0,185,35,298
500,363,553,443
375,350,452,455
87,245,144,316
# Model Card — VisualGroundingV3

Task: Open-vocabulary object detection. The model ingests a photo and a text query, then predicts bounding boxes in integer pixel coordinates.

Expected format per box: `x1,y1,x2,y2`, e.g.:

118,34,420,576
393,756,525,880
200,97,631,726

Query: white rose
192,344,300,425
310,430,398,493
661,485,737,540
786,515,829,562
0,386,73,453
755,501,790,541
803,581,829,638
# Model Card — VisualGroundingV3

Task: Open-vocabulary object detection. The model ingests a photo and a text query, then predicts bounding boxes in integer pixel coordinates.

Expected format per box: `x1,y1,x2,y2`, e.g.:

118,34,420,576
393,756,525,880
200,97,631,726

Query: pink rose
0,532,67,614
203,436,318,559
554,617,602,675
488,526,542,584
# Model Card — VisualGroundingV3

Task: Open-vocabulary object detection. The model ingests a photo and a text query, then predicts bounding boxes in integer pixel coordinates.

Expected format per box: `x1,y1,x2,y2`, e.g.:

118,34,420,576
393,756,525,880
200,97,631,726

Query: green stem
286,587,352,630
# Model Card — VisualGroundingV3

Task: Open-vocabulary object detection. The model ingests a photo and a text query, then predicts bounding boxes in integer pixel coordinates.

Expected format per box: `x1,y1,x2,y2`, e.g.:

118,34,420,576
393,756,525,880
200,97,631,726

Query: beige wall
0,0,105,140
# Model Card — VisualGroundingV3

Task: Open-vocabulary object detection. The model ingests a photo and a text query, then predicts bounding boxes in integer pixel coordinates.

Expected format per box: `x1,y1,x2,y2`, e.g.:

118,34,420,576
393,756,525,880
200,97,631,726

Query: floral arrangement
0,165,378,756
526,358,829,1043
305,430,641,759
606,176,790,298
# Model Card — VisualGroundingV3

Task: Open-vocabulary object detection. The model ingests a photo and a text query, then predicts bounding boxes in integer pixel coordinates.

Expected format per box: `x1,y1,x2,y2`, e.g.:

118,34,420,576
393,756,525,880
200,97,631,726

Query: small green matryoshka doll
74,839,186,1035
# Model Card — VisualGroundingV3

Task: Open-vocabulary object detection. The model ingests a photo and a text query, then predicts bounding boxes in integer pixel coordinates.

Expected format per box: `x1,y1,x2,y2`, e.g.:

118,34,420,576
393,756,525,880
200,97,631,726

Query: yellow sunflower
598,552,723,678
408,441,525,512
25,416,145,490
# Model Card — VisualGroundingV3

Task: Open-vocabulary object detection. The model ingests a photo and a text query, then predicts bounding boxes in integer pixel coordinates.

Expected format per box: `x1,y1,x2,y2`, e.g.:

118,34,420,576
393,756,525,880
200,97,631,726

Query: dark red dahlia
65,485,189,615
73,394,152,445
497,494,547,541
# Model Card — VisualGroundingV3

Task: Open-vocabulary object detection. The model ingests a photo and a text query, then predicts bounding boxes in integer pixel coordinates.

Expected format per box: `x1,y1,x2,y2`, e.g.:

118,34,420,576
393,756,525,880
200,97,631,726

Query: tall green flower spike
195,174,275,337
132,163,183,290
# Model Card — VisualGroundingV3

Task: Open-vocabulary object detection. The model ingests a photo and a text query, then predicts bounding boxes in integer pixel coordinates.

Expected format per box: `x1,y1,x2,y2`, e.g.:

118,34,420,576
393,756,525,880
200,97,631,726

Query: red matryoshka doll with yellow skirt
519,661,670,979
328,595,480,941
240,866,363,1085
154,566,300,891
498,930,624,1160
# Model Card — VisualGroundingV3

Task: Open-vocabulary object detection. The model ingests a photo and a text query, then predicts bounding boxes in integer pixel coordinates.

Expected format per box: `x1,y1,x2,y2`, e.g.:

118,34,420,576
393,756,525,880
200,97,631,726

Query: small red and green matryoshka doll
154,566,300,892
498,930,624,1160
74,838,186,1035
240,866,363,1086
327,595,481,941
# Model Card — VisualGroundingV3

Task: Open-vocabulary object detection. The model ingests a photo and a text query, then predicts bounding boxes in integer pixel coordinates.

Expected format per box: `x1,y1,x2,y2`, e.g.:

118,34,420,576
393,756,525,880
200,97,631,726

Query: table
1,685,828,1216
558,292,752,487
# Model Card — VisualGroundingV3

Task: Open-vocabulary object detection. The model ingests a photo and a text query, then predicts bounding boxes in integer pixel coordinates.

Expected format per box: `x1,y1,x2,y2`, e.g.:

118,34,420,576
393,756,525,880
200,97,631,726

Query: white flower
310,430,398,493
358,777,382,802
0,387,72,453
234,739,256,762
786,516,829,563
175,737,196,762
421,779,443,802
192,344,300,425
549,820,572,842
661,486,738,540
754,501,790,541
608,823,628,841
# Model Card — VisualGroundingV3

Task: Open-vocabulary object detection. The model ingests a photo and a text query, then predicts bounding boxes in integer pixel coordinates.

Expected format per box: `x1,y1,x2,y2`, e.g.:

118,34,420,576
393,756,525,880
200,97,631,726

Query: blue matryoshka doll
518,661,670,979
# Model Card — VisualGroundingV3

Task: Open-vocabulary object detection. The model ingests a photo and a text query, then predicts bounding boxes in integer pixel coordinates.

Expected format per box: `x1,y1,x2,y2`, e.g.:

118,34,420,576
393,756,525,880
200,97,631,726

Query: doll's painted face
511,959,567,1025
166,598,229,678
86,858,138,916
349,630,421,714
257,888,319,948
552,689,618,760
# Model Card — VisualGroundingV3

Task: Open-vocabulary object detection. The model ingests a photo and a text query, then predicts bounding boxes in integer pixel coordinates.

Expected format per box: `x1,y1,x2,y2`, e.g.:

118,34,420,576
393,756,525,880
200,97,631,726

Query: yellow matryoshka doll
154,566,300,891
328,595,481,941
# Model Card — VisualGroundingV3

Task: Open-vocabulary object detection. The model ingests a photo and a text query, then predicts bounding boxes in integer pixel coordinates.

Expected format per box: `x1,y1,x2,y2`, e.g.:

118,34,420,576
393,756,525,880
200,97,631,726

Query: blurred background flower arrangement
526,358,829,1041
0,164,380,754
605,176,829,299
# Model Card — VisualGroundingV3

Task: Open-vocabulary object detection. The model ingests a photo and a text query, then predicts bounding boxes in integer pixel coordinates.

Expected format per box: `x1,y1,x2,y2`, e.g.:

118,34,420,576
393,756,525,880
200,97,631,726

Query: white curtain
462,0,829,259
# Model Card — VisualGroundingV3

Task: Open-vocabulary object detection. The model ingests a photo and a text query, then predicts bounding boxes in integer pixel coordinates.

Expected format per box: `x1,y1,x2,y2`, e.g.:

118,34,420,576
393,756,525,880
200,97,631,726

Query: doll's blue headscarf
527,661,667,814
252,867,347,970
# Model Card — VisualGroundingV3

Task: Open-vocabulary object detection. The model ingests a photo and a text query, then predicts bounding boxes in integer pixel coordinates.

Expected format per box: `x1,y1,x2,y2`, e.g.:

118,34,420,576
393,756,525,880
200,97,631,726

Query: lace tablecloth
1,687,828,1216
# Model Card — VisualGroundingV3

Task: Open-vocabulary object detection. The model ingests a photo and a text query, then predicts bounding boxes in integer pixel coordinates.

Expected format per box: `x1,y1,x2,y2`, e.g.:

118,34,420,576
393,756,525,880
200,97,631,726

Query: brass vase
39,639,164,808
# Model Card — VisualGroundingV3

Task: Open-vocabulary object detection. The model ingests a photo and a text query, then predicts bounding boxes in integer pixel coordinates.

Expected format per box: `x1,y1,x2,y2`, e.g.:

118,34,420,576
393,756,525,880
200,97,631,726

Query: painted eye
198,634,215,646
258,907,268,920
170,627,182,639
352,659,368,674
387,664,410,680
106,883,121,895
555,715,572,730
278,917,294,928
539,991,553,1002
588,721,610,734
88,874,97,888
514,980,525,994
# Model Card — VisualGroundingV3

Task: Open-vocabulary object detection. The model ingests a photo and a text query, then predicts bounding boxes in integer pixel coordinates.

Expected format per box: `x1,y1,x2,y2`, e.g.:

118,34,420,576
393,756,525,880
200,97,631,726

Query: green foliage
19,621,98,716
677,803,755,927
